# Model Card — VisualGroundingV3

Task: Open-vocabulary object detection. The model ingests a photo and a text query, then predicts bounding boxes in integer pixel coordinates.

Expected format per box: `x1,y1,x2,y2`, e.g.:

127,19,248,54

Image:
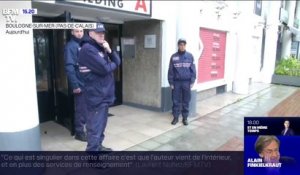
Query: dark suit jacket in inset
281,128,295,136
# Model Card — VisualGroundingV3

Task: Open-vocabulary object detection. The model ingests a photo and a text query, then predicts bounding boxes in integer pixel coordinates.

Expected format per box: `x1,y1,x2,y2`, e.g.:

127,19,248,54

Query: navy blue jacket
281,128,294,136
64,36,84,90
78,38,121,110
168,50,196,85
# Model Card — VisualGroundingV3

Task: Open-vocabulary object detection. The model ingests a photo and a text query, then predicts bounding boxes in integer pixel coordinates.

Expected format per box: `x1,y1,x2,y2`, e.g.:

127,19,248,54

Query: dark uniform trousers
64,37,87,137
172,81,191,119
74,92,87,136
86,103,109,151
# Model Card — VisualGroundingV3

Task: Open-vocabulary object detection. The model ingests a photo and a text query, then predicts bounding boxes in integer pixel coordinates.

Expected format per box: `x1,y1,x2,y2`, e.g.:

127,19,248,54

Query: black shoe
182,119,188,126
99,146,113,151
74,133,87,142
171,118,179,125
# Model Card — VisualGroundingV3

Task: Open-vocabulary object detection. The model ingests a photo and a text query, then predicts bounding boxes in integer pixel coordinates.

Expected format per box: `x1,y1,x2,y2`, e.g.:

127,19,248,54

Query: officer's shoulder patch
172,56,179,61
98,52,104,57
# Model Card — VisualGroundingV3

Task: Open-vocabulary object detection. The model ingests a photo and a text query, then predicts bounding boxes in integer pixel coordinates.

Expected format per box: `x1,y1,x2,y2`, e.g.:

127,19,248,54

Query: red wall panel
198,28,227,83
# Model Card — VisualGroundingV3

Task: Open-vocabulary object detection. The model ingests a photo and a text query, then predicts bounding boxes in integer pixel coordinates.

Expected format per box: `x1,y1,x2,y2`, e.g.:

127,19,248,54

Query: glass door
102,23,123,106
51,11,75,134
34,29,55,123
33,12,75,135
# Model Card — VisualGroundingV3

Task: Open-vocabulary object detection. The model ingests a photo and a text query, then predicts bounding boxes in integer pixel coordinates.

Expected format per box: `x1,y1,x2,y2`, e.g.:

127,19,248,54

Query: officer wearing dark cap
78,23,120,151
168,38,196,126
64,28,87,142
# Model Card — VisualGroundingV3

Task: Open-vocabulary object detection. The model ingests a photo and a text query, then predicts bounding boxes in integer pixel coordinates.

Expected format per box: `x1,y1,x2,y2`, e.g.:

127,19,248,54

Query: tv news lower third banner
0,151,243,175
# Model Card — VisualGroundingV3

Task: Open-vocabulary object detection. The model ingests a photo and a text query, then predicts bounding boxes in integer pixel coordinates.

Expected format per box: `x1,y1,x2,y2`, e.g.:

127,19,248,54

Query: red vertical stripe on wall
198,28,227,83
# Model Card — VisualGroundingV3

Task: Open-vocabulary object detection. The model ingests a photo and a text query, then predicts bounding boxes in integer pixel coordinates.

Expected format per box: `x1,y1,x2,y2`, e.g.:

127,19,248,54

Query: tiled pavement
39,83,299,151
125,84,299,151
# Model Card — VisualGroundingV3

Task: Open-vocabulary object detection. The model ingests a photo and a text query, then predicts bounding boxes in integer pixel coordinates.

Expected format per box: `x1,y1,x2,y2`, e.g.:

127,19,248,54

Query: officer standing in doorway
168,38,196,126
64,28,87,142
78,23,120,151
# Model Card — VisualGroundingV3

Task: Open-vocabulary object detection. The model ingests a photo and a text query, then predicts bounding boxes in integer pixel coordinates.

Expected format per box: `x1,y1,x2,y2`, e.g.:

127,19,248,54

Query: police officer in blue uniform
168,38,196,126
78,23,120,151
64,28,87,141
